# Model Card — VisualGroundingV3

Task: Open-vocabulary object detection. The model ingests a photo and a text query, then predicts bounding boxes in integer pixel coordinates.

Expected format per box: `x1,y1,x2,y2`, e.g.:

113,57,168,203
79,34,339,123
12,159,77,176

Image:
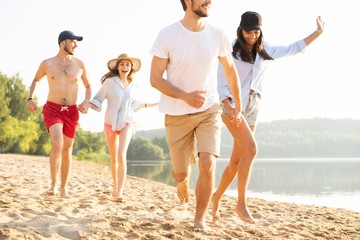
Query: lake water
127,158,360,212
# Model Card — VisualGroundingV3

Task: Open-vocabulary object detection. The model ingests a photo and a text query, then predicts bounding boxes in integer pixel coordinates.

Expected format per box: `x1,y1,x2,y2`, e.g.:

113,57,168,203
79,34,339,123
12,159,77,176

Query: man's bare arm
78,61,91,113
27,60,47,112
219,53,242,119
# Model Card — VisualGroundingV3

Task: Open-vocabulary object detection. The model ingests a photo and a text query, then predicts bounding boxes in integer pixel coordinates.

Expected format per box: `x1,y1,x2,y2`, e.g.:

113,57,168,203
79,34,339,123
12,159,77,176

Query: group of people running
27,0,324,231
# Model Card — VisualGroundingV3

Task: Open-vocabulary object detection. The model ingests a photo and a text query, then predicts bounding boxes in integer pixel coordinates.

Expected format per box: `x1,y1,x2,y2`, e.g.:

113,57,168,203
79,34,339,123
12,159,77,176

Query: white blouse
90,76,142,131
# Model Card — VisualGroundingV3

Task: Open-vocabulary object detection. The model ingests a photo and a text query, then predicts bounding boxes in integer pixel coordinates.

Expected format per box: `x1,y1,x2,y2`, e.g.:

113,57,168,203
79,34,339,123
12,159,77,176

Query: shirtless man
27,30,91,197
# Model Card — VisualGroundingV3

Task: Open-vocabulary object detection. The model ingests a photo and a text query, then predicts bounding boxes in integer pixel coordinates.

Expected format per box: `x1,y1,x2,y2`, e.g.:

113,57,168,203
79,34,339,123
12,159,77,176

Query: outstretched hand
316,16,325,33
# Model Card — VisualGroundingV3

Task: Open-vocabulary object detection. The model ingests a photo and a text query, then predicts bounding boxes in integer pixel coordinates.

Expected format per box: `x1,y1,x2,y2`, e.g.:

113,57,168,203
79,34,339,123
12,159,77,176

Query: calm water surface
127,158,360,212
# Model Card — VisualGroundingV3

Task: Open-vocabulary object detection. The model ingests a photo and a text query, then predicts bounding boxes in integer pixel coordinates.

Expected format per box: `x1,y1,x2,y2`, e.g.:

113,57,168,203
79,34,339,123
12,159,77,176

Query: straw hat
107,53,141,72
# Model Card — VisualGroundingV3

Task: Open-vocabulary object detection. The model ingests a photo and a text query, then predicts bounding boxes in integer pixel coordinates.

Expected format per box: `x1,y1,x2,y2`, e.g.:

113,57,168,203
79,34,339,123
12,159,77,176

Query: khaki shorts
165,104,222,173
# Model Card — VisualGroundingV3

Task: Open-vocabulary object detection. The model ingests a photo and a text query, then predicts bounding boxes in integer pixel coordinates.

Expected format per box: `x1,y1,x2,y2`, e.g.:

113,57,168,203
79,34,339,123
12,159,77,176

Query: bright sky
1,0,359,132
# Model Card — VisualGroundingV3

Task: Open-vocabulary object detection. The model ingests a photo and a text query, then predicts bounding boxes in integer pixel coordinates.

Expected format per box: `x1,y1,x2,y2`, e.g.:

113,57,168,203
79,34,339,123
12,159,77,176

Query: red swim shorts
42,101,79,138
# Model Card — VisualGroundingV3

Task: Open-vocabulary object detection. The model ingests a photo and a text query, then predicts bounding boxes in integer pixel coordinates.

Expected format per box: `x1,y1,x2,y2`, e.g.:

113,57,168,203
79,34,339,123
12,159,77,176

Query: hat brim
71,36,83,41
107,57,141,72
243,25,261,31
58,35,83,44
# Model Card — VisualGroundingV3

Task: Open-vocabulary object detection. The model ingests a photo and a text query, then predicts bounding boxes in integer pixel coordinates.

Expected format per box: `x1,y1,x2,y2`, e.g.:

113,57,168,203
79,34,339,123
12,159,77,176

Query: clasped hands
224,104,243,126
222,98,243,126
185,91,243,125
78,100,89,114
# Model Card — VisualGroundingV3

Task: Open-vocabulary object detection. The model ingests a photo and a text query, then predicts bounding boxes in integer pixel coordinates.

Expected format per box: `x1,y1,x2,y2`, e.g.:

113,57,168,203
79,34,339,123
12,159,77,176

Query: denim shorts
221,91,261,125
244,92,261,125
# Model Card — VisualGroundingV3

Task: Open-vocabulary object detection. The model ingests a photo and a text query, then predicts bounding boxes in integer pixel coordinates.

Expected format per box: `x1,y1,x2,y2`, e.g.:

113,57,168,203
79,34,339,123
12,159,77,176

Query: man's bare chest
47,63,82,82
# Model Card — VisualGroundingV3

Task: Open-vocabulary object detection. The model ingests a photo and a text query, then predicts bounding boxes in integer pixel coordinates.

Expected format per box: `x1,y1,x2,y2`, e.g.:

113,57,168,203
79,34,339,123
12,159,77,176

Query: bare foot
46,185,57,196
113,192,124,203
211,193,220,222
177,181,189,204
235,205,255,224
114,197,124,203
194,221,211,231
60,187,70,198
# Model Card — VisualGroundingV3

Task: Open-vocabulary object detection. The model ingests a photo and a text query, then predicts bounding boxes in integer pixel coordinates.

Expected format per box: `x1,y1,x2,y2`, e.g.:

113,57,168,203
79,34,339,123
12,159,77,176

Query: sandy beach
0,154,359,239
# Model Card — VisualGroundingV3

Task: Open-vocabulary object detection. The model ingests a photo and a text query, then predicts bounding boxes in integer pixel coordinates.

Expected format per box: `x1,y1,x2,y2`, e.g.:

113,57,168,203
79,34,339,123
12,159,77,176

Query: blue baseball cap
58,30,83,44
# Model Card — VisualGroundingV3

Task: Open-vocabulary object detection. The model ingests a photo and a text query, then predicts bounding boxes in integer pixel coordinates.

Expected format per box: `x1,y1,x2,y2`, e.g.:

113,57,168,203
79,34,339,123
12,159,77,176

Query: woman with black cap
213,12,325,224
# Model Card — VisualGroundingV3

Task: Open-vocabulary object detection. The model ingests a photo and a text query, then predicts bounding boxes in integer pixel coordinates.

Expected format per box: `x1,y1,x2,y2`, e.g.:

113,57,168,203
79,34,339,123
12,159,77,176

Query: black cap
58,30,83,44
240,11,262,31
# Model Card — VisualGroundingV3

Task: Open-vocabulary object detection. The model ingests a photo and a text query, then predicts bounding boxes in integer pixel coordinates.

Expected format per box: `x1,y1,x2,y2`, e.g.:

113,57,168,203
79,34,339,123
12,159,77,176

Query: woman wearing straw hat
90,53,157,202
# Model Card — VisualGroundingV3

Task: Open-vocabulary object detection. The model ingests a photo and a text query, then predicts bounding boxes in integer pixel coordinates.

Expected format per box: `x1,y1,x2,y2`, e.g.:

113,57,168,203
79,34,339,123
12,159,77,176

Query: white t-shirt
150,21,232,115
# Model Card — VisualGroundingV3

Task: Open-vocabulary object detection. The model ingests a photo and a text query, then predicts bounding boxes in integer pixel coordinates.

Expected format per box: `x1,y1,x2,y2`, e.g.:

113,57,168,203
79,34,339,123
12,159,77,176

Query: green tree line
253,119,360,157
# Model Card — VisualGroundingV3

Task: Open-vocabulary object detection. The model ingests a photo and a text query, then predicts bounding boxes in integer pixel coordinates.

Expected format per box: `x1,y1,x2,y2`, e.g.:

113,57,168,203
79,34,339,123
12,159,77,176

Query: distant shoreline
135,118,360,158
127,158,360,214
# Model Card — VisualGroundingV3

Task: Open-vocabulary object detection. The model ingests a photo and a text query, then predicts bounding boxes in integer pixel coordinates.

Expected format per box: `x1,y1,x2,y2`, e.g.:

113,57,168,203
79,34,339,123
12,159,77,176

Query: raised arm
303,16,325,46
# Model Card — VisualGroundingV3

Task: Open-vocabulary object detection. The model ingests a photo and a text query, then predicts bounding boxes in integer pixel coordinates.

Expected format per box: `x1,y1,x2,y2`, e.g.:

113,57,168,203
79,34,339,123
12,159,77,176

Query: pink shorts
42,101,79,138
104,123,134,136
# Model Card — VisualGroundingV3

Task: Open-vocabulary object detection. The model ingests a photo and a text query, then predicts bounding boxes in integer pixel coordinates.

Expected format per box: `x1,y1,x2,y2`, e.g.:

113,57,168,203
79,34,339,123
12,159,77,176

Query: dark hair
100,60,136,84
232,26,273,63
180,0,186,11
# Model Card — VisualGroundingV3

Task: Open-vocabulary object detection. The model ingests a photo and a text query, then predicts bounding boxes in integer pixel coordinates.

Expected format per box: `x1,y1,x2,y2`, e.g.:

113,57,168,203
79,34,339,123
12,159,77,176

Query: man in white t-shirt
150,0,242,230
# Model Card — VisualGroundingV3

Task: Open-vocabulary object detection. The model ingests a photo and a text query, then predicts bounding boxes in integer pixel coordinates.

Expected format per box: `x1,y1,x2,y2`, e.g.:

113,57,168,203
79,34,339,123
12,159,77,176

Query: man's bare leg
177,180,189,204
194,153,215,230
47,124,63,195
60,135,74,197
172,170,190,204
